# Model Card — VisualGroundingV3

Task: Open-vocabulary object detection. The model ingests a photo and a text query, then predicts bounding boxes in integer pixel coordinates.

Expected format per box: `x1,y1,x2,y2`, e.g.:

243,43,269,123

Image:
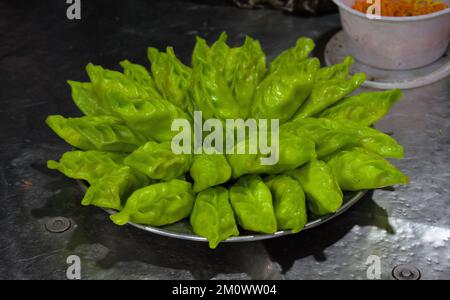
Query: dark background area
0,0,449,279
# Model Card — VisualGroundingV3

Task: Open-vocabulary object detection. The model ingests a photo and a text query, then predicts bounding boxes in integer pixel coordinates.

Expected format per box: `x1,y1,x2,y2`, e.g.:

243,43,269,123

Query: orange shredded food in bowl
352,0,449,16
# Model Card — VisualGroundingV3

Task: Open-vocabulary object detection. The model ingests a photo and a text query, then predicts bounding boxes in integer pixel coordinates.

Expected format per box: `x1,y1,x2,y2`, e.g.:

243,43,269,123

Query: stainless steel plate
79,181,366,243
325,31,450,90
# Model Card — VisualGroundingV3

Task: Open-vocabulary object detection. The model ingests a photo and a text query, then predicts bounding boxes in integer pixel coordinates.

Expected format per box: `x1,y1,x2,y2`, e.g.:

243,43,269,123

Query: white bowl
333,0,450,70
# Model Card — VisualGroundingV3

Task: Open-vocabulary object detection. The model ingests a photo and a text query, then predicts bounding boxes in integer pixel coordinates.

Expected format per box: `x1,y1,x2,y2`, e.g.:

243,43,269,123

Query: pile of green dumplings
46,33,408,248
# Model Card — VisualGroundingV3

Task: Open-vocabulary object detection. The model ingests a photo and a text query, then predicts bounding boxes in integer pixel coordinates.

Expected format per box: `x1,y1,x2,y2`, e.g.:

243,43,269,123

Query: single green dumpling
315,56,355,82
226,138,268,178
281,118,358,159
325,147,409,191
107,93,190,143
85,63,160,113
228,36,266,119
111,179,194,226
192,33,266,119
190,48,240,120
189,153,232,193
47,150,126,184
293,72,366,119
229,175,277,234
281,118,404,159
119,59,159,92
343,121,404,159
271,130,317,174
269,37,315,74
124,141,192,180
147,47,192,113
227,130,316,178
265,175,307,233
250,58,318,123
68,62,161,117
190,186,239,249
46,115,147,152
319,89,403,126
289,160,343,216
67,81,107,116
81,166,150,210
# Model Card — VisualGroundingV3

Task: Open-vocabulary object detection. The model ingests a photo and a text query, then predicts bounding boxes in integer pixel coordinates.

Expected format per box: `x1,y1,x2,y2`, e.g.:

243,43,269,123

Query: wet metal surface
0,0,449,279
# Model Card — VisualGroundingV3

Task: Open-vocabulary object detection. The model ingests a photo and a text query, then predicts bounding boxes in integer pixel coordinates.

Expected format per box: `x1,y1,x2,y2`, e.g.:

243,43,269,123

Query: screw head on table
392,264,421,280
45,217,71,233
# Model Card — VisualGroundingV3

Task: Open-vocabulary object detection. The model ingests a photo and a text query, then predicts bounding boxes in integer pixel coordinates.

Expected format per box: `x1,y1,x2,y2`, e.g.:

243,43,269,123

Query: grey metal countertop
0,0,449,279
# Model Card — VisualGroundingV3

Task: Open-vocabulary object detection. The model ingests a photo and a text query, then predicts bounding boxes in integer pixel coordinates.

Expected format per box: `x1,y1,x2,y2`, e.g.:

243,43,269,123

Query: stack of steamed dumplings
46,33,408,248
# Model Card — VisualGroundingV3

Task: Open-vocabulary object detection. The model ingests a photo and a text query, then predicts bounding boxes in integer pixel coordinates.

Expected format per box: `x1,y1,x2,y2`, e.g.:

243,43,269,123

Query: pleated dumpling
325,147,409,191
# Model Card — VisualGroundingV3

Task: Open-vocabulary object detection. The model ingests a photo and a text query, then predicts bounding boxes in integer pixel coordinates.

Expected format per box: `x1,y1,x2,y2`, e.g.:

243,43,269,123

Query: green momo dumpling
68,62,162,117
192,33,266,119
270,130,316,174
47,150,126,184
289,160,343,216
81,166,150,210
325,147,409,191
292,56,365,120
316,56,354,82
343,121,404,159
190,52,240,121
189,153,232,193
281,118,404,159
110,179,194,226
226,138,267,178
106,92,189,142
226,130,316,178
124,141,192,181
147,47,192,113
281,118,359,159
85,63,160,113
229,175,277,234
119,59,159,92
67,81,108,116
46,115,147,152
227,36,266,119
269,37,315,73
265,175,307,233
319,89,403,126
250,58,319,123
190,186,239,249
191,36,210,68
